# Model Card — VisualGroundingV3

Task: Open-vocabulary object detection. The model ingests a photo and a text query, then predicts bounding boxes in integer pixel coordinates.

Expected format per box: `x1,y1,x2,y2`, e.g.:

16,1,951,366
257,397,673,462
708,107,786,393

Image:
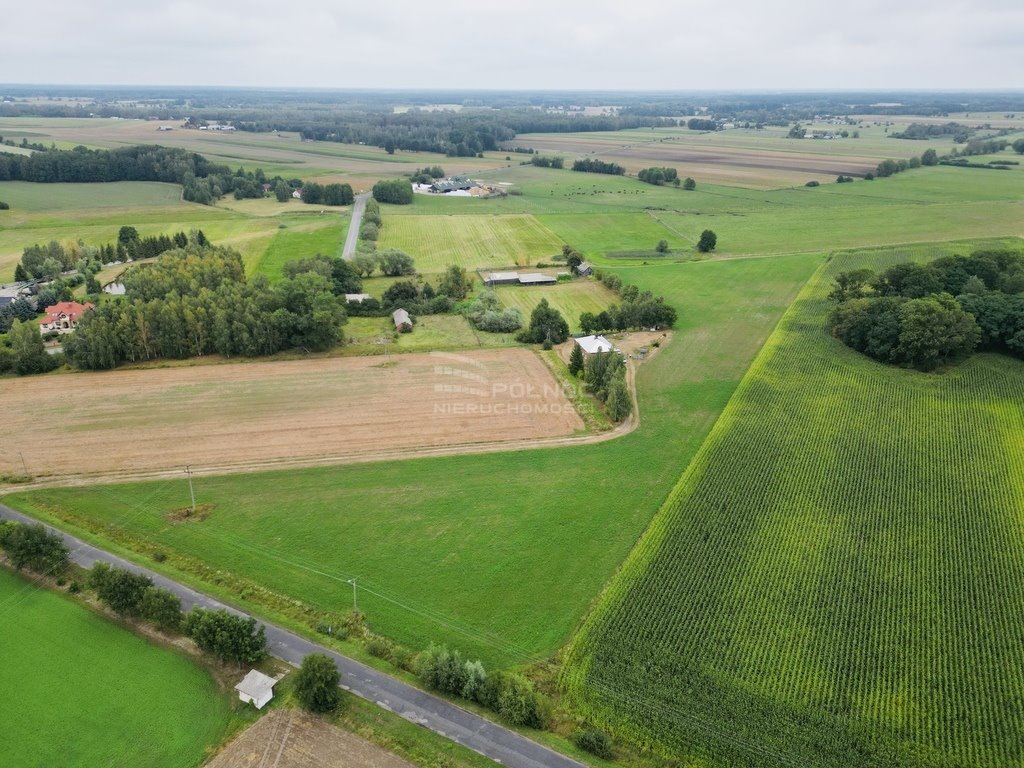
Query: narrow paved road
0,504,582,768
342,192,371,260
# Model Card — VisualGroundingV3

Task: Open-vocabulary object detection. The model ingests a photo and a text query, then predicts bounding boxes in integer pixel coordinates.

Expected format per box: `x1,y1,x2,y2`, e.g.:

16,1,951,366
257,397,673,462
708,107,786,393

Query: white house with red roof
38,301,94,334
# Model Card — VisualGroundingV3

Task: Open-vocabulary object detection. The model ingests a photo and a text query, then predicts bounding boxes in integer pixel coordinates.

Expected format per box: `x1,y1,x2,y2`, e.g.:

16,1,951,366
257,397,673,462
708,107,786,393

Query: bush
418,644,468,696
805,180,820,187
682,176,696,190
366,635,394,661
90,563,152,617
184,608,267,664
494,672,550,728
141,586,183,633
573,728,614,759
0,201,9,210
0,522,69,575
359,222,379,241
295,653,341,713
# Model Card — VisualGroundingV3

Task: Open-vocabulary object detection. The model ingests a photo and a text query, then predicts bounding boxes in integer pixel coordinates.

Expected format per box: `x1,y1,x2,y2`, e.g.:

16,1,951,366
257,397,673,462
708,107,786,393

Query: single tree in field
569,342,584,377
1012,138,1024,155
682,177,696,191
295,653,342,713
697,230,717,253
656,239,669,254
517,299,570,344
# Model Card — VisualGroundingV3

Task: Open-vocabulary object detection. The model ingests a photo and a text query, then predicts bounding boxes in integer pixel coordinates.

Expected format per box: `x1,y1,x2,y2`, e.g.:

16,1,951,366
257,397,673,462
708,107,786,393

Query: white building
235,670,279,710
575,334,617,356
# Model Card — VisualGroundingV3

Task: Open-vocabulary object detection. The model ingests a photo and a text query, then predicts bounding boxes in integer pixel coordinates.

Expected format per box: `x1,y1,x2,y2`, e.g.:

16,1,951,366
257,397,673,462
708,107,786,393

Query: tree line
579,271,678,332
571,159,625,176
828,250,1024,371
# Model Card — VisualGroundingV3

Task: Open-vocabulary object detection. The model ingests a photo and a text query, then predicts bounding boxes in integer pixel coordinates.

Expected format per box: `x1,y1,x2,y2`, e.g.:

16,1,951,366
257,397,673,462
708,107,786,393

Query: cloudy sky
2,0,1022,90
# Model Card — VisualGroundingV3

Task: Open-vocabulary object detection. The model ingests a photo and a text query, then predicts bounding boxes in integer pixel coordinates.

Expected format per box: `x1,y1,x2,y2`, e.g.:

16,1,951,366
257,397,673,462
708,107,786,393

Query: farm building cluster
483,271,568,287
413,176,506,198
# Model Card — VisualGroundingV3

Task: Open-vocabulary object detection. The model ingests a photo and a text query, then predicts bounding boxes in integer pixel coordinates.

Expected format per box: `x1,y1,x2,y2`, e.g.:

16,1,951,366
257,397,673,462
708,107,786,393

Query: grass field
378,213,565,272
0,567,238,768
495,279,619,332
253,217,346,280
562,240,1024,768
3,253,823,668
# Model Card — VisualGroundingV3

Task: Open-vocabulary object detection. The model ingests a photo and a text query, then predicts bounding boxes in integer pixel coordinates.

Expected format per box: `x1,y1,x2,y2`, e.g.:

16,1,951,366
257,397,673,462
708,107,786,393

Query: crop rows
563,240,1024,767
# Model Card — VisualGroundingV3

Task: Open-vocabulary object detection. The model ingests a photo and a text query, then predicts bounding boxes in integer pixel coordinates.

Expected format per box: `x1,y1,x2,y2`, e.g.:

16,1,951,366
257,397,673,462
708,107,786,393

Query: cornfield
562,240,1024,767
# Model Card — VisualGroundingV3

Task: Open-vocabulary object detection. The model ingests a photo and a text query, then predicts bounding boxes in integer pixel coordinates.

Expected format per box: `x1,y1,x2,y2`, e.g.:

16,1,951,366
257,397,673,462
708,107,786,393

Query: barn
393,308,413,332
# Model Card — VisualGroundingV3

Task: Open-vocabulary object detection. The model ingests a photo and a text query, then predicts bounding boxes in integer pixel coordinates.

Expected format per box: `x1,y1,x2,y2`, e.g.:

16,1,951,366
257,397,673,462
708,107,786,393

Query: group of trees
581,273,678,332
0,145,221,184
569,348,631,421
0,320,60,375
828,250,1024,370
462,290,524,332
63,246,347,370
89,563,182,632
571,158,625,176
638,167,679,186
0,521,69,574
372,178,414,204
687,118,719,131
299,182,354,206
530,155,564,168
410,165,445,184
417,644,550,729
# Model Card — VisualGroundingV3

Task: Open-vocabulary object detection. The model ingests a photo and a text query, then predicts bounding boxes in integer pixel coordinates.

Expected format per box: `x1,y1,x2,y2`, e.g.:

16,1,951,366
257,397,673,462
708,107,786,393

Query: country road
342,192,371,260
0,504,583,768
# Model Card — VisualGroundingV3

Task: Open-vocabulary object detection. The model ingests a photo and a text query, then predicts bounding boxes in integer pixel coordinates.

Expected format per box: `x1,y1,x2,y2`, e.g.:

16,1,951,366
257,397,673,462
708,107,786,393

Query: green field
378,213,565,272
253,217,346,280
562,240,1024,768
4,253,822,668
0,567,239,768
495,279,619,332
0,180,184,211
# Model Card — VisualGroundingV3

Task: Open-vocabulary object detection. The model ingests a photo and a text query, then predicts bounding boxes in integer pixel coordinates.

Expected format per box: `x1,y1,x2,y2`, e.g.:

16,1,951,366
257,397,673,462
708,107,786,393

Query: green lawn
5,253,822,669
0,567,240,768
251,217,347,280
378,213,565,272
562,239,1024,768
494,279,619,333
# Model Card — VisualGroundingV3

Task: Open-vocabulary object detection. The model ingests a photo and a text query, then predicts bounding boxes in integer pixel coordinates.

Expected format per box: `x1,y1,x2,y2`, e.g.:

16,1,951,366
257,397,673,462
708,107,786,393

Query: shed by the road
235,669,280,709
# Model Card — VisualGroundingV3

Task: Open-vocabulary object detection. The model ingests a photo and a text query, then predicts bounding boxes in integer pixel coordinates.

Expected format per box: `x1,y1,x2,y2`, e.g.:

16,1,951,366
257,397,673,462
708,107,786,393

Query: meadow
4,252,822,668
562,239,1024,768
0,567,239,768
378,213,565,272
494,280,620,332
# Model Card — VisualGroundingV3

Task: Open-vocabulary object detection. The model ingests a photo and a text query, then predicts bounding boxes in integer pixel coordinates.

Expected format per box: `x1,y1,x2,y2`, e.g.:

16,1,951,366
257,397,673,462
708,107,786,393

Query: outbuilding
344,293,372,303
485,271,520,287
517,273,557,285
235,670,279,710
393,308,413,332
576,260,593,277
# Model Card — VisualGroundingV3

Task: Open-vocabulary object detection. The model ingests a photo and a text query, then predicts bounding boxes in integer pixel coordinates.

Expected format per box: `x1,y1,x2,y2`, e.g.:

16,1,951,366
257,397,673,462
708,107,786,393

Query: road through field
0,503,583,768
342,192,370,259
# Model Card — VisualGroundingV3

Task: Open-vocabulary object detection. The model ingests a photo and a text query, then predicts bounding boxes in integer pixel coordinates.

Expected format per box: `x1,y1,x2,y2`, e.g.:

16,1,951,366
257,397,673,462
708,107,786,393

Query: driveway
342,193,371,260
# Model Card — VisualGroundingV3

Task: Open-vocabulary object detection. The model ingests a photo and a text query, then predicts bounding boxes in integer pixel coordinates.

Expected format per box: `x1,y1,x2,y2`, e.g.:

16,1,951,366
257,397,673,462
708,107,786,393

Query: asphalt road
0,504,583,768
342,192,371,260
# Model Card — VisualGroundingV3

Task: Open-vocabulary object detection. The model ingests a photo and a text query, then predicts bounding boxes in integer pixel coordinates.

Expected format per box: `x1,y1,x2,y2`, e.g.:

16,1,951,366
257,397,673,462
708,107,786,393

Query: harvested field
3,350,582,479
206,709,413,768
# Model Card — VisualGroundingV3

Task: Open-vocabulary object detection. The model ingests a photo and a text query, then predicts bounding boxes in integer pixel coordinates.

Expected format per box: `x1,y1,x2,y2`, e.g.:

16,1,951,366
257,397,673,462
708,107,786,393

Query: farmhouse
393,308,413,332
234,670,279,710
38,301,93,334
575,334,618,357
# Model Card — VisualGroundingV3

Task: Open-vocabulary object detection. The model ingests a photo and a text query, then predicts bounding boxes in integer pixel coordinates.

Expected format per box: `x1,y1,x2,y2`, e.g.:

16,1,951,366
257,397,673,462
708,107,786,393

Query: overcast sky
2,0,1022,91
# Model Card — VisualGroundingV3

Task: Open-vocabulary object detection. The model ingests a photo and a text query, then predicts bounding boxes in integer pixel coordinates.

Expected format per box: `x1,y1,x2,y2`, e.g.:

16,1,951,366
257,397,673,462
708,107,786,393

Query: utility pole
185,465,196,515
19,452,28,477
346,578,358,612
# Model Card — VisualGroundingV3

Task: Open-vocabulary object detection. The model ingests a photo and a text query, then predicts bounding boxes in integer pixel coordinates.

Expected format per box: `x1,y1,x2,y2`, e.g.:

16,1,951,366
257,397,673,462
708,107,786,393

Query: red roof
43,301,94,322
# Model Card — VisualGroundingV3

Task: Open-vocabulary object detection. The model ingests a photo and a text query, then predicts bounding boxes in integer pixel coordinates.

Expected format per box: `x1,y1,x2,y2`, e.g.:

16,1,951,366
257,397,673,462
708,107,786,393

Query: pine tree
14,262,28,282
569,343,584,377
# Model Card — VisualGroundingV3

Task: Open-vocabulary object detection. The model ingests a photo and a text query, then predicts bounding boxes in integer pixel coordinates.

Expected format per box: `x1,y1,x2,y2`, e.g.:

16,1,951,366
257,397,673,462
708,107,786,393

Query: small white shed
235,669,278,709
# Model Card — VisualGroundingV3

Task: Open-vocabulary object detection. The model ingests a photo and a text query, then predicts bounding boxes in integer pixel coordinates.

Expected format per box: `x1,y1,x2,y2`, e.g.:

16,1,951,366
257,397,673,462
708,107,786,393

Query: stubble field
2,349,582,480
